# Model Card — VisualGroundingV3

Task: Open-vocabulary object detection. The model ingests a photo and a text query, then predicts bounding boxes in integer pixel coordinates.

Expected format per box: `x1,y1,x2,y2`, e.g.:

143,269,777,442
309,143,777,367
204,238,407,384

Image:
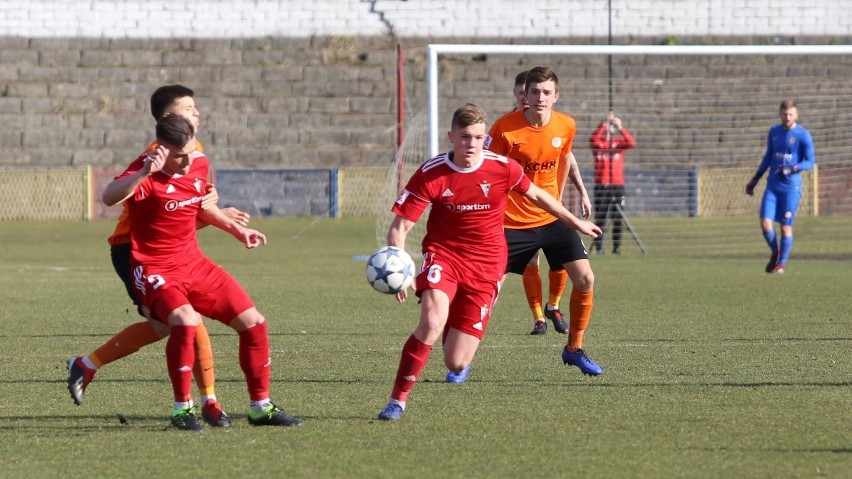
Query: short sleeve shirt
392,150,530,281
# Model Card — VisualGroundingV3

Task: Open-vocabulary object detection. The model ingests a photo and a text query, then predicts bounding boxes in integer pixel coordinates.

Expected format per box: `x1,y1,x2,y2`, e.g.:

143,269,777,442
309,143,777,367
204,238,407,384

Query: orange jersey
107,139,205,246
487,110,575,229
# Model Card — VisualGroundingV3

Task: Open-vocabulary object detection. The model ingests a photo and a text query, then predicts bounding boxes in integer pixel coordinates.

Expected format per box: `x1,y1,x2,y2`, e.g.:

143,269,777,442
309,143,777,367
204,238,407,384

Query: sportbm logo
444,203,491,212
165,196,203,211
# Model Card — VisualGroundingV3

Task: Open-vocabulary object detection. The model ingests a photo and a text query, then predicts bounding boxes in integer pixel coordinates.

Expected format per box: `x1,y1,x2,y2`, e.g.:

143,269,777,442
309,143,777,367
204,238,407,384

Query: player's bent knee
228,308,265,331
444,359,468,372
167,305,201,327
572,271,594,290
147,319,170,338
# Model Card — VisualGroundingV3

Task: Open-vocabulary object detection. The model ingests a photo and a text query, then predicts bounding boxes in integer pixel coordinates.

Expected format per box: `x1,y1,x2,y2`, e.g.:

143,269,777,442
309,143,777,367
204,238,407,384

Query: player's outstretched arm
387,215,415,250
387,215,416,303
198,206,266,249
524,183,601,238
566,152,591,218
197,184,250,229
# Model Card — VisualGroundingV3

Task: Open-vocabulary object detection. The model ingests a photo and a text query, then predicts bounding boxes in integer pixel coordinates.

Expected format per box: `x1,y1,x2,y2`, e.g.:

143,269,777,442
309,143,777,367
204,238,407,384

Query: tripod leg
613,202,647,255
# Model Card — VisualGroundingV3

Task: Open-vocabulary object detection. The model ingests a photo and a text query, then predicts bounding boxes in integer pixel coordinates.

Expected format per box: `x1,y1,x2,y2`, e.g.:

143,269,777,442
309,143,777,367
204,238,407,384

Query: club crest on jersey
551,137,562,148
479,181,491,197
194,179,203,193
789,137,796,145
395,189,410,205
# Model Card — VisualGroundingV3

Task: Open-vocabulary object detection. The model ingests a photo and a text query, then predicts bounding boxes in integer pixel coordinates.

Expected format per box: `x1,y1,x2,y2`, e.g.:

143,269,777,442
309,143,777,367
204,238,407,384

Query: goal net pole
396,42,406,196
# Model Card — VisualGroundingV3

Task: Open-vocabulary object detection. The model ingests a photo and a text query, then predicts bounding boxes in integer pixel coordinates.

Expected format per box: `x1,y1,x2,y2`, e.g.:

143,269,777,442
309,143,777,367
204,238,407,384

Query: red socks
165,325,196,403
238,321,271,402
390,335,433,402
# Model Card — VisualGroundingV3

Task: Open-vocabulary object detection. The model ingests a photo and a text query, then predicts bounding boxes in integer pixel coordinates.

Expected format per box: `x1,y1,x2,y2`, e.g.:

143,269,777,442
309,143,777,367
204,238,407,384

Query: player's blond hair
451,103,487,130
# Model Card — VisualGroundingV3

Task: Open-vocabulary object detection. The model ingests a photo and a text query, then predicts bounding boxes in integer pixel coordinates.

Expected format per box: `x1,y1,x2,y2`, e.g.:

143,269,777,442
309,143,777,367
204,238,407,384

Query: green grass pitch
0,218,848,478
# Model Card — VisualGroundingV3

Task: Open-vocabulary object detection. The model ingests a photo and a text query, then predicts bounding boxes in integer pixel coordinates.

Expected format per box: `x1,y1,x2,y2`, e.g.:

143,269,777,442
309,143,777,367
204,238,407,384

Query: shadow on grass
0,414,168,432
417,378,851,388
682,446,852,454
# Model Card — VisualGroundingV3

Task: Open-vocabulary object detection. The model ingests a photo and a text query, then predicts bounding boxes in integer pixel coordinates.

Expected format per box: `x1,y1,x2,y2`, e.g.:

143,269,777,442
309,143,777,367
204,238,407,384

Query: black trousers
593,184,626,252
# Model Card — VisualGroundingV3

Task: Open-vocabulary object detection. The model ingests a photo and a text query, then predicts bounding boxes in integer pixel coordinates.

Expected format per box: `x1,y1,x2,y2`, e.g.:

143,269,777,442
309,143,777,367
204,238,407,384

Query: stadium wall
1,2,850,218
1,1,850,38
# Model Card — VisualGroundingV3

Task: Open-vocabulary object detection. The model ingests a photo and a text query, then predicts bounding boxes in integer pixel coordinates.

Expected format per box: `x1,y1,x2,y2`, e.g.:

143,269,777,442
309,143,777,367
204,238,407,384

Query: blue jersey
757,124,815,193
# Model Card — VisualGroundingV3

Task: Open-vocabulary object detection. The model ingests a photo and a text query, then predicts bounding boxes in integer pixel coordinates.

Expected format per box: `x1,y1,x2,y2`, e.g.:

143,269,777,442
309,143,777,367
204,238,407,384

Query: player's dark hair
150,84,195,119
451,103,487,130
779,99,797,111
155,114,195,148
514,70,529,88
525,66,559,92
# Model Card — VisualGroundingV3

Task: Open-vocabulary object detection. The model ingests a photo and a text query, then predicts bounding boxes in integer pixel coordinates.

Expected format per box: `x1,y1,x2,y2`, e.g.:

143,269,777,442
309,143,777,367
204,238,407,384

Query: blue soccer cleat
562,347,603,376
445,364,472,384
378,403,404,421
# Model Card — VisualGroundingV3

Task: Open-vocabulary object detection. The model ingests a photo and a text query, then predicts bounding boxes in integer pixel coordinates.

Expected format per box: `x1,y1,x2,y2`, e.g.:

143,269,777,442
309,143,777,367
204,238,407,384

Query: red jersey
391,150,531,281
589,123,635,186
116,150,210,265
108,139,205,246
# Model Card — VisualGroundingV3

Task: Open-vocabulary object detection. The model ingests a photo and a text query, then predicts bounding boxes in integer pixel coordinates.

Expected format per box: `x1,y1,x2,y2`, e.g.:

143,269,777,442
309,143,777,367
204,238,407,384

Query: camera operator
590,111,635,254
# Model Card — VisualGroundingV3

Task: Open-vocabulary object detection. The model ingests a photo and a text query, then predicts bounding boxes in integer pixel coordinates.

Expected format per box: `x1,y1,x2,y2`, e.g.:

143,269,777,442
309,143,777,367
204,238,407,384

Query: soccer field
0,218,849,478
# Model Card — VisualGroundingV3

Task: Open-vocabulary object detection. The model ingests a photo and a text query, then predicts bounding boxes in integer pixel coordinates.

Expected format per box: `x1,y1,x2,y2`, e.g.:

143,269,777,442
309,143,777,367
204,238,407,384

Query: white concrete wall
0,0,848,38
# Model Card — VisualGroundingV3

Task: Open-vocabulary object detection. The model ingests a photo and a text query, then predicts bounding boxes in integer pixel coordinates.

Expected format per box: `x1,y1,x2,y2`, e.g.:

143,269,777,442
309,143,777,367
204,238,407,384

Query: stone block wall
1,36,851,173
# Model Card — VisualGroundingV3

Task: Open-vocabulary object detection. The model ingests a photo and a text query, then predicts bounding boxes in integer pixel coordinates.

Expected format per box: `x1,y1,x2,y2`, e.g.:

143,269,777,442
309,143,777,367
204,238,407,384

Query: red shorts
415,251,500,340
131,254,254,324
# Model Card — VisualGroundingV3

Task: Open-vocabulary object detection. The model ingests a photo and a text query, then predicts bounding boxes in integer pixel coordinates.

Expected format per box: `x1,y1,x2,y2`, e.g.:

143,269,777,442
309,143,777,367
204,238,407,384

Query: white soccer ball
366,246,416,294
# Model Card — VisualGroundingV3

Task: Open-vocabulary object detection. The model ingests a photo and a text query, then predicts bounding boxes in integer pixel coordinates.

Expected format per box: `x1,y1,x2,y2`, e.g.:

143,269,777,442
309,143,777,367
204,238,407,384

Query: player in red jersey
102,114,301,431
67,85,247,428
377,103,600,420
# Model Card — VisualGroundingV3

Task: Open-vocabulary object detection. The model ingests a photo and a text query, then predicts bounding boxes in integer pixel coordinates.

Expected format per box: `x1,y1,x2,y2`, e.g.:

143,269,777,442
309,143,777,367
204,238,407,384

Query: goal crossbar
426,44,852,156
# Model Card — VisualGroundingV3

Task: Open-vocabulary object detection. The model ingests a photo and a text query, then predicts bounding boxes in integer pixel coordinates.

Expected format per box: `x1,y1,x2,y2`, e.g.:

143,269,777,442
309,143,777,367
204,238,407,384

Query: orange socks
524,265,569,319
548,269,568,307
89,321,163,368
567,288,593,351
522,265,544,320
192,321,216,397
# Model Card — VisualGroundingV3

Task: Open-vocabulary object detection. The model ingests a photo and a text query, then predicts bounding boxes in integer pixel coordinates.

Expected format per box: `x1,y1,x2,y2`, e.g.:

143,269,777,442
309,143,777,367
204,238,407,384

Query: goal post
409,43,852,256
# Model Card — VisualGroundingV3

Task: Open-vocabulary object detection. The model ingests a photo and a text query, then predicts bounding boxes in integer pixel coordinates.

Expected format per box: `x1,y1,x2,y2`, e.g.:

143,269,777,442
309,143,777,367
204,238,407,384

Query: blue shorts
760,186,802,226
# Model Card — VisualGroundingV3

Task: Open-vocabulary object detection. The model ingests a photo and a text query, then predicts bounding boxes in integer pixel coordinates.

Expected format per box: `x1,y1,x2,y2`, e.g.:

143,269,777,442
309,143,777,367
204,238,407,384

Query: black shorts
505,220,589,275
110,242,144,317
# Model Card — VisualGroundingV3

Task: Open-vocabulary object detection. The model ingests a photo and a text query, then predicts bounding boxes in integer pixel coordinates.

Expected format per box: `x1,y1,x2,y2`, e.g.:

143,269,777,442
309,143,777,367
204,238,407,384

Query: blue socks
762,228,777,251
778,234,793,265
